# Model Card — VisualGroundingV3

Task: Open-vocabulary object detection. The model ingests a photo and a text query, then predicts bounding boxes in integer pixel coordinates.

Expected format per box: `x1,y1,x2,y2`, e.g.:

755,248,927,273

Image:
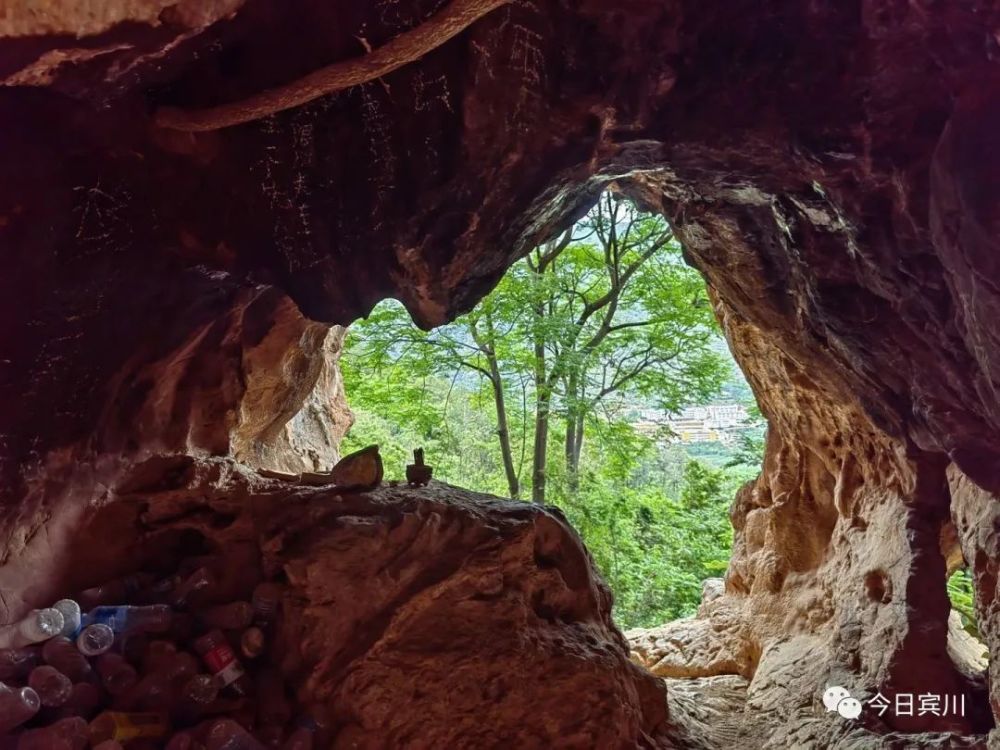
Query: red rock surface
1,1,999,747
111,459,669,747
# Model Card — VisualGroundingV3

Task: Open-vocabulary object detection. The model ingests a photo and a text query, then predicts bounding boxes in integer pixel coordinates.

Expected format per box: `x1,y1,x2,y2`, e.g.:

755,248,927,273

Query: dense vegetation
341,195,764,629
341,193,980,636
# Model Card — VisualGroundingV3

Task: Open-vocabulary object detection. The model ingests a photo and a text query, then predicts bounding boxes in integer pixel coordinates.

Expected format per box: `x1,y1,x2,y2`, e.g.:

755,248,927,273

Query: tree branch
155,0,511,132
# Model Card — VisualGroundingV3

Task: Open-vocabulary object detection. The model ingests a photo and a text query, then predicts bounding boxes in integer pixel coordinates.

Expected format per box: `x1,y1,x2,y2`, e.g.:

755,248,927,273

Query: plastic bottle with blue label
81,605,172,636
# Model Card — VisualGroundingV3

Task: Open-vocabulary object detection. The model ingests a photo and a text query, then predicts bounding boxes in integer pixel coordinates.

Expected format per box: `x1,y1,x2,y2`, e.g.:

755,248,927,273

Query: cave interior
1,0,1000,748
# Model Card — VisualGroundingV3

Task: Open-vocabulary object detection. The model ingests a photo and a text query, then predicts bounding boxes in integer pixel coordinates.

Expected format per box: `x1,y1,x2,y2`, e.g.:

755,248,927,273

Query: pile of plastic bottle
0,556,329,749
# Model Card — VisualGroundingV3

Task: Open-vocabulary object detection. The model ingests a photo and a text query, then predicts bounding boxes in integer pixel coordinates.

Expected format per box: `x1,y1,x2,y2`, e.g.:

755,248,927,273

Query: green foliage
947,568,980,640
555,454,735,627
342,194,760,629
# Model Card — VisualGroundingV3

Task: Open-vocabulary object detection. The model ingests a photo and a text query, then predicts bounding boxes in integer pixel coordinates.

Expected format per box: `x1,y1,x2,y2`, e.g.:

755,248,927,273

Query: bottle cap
53,600,82,637
27,608,65,640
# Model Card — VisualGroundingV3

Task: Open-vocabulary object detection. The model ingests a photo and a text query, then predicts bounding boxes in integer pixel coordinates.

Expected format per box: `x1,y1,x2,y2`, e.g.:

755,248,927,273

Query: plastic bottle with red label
194,631,249,697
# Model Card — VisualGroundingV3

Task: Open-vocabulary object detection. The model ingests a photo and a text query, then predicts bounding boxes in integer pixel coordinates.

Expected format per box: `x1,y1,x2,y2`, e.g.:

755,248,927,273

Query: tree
346,192,728,503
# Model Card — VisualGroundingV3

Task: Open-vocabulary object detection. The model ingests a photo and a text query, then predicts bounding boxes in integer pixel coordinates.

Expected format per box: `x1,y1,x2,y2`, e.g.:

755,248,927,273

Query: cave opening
341,189,766,632
1,0,999,747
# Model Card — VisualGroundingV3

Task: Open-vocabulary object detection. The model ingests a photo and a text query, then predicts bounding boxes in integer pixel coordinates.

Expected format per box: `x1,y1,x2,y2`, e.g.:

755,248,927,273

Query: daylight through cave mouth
2,1,999,747
340,190,764,631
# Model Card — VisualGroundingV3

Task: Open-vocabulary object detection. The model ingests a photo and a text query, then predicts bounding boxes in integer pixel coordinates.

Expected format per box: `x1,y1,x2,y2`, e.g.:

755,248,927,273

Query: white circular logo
823,686,851,712
837,697,863,720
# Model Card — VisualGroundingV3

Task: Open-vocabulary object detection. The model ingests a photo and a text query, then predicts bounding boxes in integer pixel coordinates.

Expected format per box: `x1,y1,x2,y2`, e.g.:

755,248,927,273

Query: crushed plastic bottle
119,672,171,712
52,681,102,720
42,636,93,682
95,653,138,696
199,601,253,631
28,665,73,707
0,682,40,733
141,640,177,673
0,647,39,681
17,715,87,750
0,608,64,648
204,718,266,750
76,623,115,656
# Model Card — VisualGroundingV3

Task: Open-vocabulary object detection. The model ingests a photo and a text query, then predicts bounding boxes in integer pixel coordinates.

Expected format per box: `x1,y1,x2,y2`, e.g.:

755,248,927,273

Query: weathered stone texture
0,0,998,747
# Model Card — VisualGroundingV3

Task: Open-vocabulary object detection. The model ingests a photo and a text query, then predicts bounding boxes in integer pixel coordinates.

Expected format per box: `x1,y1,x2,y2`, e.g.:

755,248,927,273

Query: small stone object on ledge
406,448,433,487
329,445,383,491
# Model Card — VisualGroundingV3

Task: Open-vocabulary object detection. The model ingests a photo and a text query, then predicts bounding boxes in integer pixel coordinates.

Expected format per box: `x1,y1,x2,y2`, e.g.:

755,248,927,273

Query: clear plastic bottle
0,608,64,648
169,567,215,609
141,640,177,673
205,718,266,750
159,651,200,683
119,672,171,712
0,647,39,681
193,631,248,696
240,627,265,660
183,674,219,705
52,681,103,720
76,623,115,656
52,600,82,637
82,605,172,635
0,683,40,733
117,632,149,665
42,636,93,682
251,583,282,625
88,711,168,745
28,664,73,706
50,716,88,749
199,602,253,630
95,653,138,696
14,728,73,750
78,573,153,609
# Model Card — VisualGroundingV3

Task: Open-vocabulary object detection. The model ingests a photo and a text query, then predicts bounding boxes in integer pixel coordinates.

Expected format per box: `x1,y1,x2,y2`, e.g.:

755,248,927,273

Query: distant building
632,403,750,446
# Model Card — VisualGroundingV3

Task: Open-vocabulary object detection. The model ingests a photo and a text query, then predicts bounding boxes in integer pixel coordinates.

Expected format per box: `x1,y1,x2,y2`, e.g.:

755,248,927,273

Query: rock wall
69,458,671,747
627,305,994,746
0,0,999,748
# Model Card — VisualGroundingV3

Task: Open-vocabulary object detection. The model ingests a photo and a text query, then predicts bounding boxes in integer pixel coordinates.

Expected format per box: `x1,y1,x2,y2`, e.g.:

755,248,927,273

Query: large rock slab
83,459,671,748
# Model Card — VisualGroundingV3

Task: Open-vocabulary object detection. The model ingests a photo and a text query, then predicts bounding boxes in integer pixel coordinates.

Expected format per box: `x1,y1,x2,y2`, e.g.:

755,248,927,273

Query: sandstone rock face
232,323,353,474
95,459,670,748
0,1,999,748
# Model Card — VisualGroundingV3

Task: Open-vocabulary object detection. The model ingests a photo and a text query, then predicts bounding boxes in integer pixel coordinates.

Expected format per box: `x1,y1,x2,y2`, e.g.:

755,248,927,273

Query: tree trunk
532,391,549,504
564,371,582,494
529,252,551,505
574,415,584,468
485,355,520,499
